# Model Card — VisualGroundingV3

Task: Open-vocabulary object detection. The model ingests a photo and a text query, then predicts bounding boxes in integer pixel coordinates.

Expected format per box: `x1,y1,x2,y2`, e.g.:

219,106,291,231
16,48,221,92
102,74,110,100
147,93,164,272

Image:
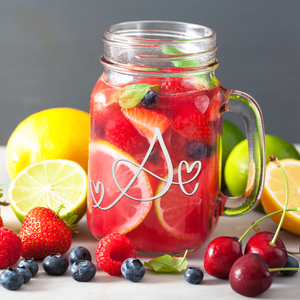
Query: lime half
8,159,87,223
224,134,300,197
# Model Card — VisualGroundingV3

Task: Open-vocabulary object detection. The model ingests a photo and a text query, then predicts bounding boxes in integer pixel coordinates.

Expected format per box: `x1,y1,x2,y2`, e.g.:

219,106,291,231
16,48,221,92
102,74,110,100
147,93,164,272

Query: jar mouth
102,20,218,76
104,20,216,43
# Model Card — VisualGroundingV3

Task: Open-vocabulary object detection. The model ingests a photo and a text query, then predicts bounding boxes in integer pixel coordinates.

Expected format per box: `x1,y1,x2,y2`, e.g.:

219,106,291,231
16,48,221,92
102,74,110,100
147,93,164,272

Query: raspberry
105,114,148,155
96,233,136,276
159,78,196,95
0,216,3,228
0,227,22,269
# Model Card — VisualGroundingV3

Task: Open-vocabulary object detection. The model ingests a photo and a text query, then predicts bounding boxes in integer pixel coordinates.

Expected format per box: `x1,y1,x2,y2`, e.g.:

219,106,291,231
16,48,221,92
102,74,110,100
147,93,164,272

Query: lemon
261,159,300,236
221,120,244,190
8,159,87,223
6,108,89,179
224,135,300,197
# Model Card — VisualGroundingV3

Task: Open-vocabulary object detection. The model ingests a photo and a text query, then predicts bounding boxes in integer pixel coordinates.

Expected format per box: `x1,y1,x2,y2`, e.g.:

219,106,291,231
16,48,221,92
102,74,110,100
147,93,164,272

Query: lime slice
88,140,152,236
8,159,88,223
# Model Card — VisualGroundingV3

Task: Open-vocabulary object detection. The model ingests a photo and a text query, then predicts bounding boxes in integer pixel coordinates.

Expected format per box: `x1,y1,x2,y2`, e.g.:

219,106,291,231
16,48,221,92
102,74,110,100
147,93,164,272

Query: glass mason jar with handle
87,21,265,256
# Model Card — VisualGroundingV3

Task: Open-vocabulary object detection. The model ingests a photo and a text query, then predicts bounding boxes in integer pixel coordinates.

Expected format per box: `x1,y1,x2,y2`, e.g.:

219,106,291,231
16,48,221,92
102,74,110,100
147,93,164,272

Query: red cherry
244,231,288,270
229,253,272,297
204,236,243,279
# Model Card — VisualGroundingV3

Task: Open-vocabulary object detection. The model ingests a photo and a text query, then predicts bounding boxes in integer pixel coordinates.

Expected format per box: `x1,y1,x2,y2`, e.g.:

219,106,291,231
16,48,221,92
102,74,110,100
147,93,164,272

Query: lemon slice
88,140,152,236
8,159,87,223
261,158,300,236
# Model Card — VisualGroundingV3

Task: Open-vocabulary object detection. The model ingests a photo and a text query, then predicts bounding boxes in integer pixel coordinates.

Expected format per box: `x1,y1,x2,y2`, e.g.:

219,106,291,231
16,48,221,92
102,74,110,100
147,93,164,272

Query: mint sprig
162,45,200,68
144,250,188,272
119,83,159,109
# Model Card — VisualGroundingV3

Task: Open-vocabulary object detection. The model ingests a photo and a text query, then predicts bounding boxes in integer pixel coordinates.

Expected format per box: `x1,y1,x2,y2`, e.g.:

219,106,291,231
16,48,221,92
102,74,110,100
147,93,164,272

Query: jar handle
219,89,266,216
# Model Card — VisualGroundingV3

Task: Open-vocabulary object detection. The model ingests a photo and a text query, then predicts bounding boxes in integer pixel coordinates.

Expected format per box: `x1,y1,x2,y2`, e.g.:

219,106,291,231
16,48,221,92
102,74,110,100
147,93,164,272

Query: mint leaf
144,250,188,272
119,84,159,109
162,45,200,68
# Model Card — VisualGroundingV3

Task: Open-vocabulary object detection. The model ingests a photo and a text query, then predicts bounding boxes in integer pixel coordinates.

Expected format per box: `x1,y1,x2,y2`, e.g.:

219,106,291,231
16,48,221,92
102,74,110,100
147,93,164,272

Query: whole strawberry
19,205,77,260
0,227,22,268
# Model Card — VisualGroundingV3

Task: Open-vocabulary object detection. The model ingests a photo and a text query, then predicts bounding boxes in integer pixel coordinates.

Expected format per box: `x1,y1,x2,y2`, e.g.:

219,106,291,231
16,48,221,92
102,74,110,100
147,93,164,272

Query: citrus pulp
8,159,87,223
261,159,300,236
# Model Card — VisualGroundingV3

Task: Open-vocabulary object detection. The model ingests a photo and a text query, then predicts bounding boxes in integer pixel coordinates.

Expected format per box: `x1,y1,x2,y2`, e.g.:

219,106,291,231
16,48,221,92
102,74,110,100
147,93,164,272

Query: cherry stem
269,267,300,272
238,207,300,243
268,156,289,246
287,251,300,255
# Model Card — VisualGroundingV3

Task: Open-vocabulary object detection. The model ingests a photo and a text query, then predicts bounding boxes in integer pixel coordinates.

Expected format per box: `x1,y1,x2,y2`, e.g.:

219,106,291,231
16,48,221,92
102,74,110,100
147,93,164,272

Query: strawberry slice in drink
172,108,216,145
121,106,171,144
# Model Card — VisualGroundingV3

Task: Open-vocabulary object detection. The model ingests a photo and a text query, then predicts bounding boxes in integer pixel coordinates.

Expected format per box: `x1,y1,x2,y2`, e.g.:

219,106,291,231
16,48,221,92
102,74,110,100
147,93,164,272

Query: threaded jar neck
101,21,218,76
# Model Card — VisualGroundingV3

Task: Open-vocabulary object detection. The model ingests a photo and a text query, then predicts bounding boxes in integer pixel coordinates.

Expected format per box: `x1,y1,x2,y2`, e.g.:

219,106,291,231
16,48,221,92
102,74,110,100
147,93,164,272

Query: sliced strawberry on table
172,109,216,145
121,106,171,144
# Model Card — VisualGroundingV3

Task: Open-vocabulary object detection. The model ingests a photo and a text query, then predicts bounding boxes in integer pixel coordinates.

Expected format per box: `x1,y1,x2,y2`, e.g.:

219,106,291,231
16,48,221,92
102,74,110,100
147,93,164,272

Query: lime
88,140,152,236
8,159,88,223
224,135,300,197
6,108,89,179
221,120,244,189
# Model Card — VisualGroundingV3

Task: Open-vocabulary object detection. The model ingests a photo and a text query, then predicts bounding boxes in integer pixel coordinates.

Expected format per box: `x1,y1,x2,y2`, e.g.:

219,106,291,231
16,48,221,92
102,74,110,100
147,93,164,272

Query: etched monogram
90,127,202,210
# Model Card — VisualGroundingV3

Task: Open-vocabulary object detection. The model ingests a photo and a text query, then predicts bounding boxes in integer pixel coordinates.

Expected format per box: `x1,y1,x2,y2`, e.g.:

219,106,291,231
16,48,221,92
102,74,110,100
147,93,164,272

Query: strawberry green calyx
55,204,79,232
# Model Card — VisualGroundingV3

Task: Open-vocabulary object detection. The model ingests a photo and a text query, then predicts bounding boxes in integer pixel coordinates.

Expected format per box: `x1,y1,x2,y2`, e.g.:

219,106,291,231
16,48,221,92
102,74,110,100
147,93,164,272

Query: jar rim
104,20,216,44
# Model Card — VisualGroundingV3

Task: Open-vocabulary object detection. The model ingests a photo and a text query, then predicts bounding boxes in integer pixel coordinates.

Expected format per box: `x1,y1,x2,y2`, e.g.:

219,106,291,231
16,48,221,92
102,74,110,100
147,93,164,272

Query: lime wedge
8,159,87,223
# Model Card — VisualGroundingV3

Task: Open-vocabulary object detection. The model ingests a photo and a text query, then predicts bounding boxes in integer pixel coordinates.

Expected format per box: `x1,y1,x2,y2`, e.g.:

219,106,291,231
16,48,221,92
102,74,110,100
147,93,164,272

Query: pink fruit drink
87,21,265,256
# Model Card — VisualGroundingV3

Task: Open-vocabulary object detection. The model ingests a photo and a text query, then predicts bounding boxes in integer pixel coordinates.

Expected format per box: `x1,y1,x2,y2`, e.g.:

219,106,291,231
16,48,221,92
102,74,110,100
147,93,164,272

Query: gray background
1,0,299,145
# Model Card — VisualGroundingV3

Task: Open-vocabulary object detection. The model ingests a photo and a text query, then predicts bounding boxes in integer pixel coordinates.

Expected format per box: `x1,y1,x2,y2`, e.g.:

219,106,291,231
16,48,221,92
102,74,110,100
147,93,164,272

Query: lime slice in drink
88,140,153,236
8,159,88,223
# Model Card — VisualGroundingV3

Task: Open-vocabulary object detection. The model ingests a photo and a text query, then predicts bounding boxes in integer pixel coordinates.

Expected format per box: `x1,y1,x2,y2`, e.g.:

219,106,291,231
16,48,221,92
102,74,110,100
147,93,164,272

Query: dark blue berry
121,258,145,282
70,260,96,282
42,253,69,276
0,267,24,290
184,267,204,284
18,257,39,277
69,246,92,264
148,149,162,165
280,255,299,276
141,90,158,109
17,266,32,283
185,141,207,160
207,144,216,157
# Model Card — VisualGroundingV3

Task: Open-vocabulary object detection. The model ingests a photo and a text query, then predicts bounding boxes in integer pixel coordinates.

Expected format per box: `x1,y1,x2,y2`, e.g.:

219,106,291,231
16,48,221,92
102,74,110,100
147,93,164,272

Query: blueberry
18,257,39,277
121,258,145,282
70,260,96,282
148,150,162,165
69,246,92,264
184,141,207,161
207,143,216,157
280,255,299,276
184,267,204,284
42,253,69,276
0,267,24,290
141,90,158,109
17,266,32,283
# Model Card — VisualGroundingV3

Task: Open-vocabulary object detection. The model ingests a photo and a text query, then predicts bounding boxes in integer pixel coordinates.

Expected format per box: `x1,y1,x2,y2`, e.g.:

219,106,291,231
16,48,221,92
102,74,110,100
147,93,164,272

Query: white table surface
0,145,299,300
